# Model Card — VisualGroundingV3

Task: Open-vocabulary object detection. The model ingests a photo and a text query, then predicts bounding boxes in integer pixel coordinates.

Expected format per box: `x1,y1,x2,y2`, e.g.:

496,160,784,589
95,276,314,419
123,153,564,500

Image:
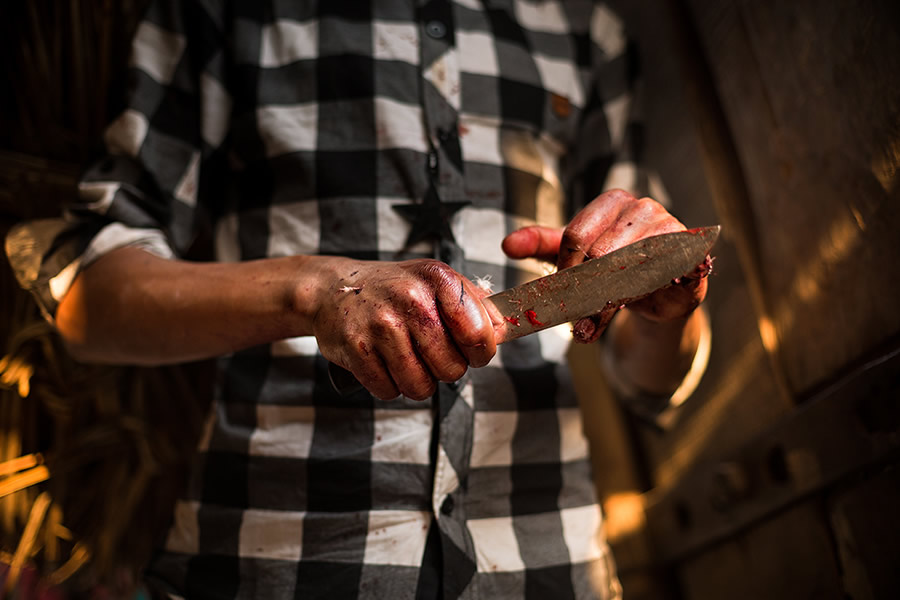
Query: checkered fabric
5,1,645,598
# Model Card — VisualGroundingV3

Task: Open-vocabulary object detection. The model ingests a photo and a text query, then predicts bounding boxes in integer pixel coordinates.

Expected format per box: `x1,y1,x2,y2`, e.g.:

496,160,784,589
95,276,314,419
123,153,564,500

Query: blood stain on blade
524,310,544,326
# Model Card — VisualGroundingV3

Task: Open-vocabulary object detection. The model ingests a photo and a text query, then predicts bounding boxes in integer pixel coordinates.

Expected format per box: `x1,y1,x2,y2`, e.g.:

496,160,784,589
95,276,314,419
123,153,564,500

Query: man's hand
57,249,495,400
57,190,701,401
308,258,497,400
501,189,710,343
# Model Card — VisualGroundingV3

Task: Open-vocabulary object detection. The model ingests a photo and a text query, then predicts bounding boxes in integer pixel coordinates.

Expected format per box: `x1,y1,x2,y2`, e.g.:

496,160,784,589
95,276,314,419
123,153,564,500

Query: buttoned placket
415,1,480,598
417,0,468,257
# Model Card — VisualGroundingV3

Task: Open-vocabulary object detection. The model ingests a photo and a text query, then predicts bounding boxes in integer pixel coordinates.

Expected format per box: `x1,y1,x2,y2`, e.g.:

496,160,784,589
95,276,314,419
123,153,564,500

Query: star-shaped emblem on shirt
393,183,470,248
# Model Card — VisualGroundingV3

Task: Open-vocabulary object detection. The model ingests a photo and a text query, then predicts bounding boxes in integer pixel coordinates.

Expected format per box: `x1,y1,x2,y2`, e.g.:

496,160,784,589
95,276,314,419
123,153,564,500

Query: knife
329,225,720,394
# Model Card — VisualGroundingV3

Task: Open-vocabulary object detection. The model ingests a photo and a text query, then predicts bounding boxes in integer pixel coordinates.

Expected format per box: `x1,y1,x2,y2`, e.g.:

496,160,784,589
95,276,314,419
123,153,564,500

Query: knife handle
328,362,365,396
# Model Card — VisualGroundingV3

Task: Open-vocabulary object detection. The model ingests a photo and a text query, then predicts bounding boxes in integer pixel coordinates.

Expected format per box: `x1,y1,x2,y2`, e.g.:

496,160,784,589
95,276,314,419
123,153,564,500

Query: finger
400,287,470,382
572,304,621,344
621,254,712,323
501,226,564,262
364,309,438,400
558,189,636,270
627,271,709,323
342,344,400,400
584,205,681,260
429,270,497,368
411,325,470,383
380,341,437,401
682,254,715,281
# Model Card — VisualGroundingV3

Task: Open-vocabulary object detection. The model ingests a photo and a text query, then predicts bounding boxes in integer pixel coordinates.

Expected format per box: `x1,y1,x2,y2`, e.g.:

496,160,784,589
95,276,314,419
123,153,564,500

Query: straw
2,1,216,593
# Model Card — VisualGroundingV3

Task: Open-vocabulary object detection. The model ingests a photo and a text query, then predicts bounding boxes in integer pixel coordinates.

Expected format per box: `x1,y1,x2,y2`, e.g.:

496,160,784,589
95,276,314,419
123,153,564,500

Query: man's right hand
56,248,495,400
307,258,497,400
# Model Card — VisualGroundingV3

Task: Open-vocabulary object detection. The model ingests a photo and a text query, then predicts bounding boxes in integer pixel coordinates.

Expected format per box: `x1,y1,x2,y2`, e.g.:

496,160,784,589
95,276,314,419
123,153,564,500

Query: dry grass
1,260,213,594
0,0,213,594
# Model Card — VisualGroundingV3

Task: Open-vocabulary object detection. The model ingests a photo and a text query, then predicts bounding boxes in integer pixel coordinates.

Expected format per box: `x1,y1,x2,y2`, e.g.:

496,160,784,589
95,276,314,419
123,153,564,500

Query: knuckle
421,261,459,289
585,241,607,259
371,311,400,333
413,258,447,277
596,188,634,204
404,285,433,311
636,196,668,218
343,336,366,359
608,188,635,199
423,259,452,275
560,228,585,254
631,196,658,215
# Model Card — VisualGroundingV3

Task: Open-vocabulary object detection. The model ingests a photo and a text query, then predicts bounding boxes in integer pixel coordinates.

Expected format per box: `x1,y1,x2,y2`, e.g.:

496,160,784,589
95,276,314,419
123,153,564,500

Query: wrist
626,308,693,339
609,306,706,395
601,307,711,428
284,255,367,337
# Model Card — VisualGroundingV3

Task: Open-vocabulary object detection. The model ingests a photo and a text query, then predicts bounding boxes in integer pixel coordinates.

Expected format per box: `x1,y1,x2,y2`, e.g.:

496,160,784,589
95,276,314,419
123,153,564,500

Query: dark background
2,0,900,597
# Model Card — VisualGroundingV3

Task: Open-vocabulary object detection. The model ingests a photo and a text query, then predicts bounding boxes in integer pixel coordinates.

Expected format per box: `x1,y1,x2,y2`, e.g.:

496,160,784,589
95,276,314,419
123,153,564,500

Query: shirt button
440,496,455,516
425,20,447,39
427,150,439,173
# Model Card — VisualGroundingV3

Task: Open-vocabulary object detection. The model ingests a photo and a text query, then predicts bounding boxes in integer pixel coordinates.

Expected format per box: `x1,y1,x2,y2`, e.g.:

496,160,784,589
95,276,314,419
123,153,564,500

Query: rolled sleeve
5,0,228,322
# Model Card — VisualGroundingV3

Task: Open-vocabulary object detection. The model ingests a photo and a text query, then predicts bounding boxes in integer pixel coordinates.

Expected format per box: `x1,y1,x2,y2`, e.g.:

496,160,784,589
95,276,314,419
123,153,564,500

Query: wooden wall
582,1,900,599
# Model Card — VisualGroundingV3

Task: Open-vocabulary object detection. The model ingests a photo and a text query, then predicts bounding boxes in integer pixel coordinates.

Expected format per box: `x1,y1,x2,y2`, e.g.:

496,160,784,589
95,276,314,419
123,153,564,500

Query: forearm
607,307,706,396
56,246,328,365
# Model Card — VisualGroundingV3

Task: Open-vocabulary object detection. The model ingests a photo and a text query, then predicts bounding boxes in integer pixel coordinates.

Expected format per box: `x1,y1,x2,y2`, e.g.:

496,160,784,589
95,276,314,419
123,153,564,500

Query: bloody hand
501,189,711,343
310,258,497,400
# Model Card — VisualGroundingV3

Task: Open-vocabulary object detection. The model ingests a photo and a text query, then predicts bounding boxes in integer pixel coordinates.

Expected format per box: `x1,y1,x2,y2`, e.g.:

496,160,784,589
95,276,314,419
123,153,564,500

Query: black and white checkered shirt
8,0,644,598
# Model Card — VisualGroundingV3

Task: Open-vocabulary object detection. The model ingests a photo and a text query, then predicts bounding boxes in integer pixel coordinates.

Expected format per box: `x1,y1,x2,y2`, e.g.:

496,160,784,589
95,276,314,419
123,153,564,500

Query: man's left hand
500,189,711,343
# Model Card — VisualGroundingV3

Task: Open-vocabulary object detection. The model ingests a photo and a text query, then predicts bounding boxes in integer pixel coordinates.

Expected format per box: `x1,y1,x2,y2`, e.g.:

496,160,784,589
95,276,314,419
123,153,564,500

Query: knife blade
329,225,720,394
487,225,720,343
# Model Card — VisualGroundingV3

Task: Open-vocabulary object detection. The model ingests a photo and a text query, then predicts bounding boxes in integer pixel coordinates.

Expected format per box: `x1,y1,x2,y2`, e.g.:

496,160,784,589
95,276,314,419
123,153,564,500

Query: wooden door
580,1,900,598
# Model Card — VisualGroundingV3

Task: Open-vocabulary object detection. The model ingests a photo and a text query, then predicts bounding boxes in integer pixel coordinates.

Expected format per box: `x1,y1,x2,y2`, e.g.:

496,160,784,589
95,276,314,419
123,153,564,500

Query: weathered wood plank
679,502,845,600
688,0,900,395
613,0,791,496
599,2,900,598
828,467,900,599
644,342,900,563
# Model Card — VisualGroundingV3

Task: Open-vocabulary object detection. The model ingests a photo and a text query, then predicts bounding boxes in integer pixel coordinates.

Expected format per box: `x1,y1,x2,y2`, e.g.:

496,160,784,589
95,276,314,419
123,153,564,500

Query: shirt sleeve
4,0,229,321
563,2,662,213
564,4,707,424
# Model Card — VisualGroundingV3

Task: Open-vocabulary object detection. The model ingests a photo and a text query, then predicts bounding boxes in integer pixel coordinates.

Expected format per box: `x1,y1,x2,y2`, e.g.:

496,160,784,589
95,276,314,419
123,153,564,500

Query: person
6,1,710,598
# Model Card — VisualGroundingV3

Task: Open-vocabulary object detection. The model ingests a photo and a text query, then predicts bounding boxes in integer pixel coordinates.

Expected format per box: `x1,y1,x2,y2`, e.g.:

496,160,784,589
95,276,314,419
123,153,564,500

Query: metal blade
329,226,720,394
486,226,720,343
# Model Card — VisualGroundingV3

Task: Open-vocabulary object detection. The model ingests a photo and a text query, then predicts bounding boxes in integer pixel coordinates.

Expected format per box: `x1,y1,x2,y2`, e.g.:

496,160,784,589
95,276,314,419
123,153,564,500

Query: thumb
501,226,564,262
